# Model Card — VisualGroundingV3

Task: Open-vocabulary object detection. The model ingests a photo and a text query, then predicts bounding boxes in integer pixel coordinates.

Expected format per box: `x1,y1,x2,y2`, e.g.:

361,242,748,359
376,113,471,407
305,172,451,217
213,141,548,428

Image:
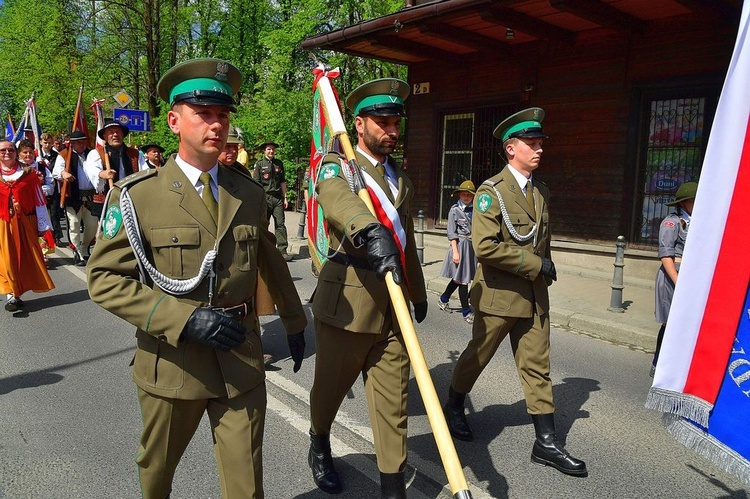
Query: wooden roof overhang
301,0,741,65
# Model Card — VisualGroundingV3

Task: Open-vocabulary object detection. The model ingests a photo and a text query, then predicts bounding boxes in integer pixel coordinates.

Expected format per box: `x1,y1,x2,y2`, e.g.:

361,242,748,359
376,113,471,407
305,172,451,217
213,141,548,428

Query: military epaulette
534,177,548,187
229,163,262,187
115,168,158,189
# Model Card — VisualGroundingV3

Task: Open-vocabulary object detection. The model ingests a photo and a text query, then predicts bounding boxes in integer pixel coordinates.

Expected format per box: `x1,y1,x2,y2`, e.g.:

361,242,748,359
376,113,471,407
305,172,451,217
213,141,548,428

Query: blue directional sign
113,108,151,132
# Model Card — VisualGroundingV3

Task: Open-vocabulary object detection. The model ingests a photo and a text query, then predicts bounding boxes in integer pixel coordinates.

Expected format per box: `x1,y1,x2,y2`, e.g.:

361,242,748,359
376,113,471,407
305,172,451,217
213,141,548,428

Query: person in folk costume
437,180,478,323
651,181,697,377
85,119,147,216
52,131,95,265
39,133,64,244
17,139,55,264
140,143,165,169
0,140,55,313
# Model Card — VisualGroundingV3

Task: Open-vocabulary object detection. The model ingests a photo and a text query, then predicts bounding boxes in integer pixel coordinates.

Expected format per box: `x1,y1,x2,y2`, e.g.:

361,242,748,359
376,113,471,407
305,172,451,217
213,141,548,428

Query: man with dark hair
252,140,292,260
39,133,63,244
307,78,428,498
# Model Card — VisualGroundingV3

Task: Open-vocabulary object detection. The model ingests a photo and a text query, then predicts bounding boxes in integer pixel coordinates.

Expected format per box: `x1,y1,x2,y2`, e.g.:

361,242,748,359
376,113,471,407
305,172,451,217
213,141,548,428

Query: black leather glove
287,331,306,373
540,257,557,282
358,223,404,285
413,301,428,324
180,308,246,352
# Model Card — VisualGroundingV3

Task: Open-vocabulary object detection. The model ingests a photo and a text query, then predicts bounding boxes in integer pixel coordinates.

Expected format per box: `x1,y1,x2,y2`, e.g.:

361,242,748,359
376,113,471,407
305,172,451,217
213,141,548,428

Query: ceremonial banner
6,114,14,140
90,98,106,148
646,0,750,485
307,65,341,273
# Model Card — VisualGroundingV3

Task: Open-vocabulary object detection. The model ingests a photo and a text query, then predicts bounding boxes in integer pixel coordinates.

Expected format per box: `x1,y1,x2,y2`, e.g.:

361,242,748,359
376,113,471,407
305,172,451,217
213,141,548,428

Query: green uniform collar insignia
102,204,123,239
477,192,492,213
321,162,340,180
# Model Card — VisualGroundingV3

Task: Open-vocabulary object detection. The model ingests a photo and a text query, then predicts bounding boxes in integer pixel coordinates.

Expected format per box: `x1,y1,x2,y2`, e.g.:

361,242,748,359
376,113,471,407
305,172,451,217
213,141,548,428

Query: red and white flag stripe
647,1,750,425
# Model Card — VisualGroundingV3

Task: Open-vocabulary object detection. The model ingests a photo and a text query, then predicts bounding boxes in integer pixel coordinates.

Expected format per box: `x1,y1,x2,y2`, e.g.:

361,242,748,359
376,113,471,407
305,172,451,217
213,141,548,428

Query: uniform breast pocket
233,225,259,272
508,211,531,228
150,226,201,277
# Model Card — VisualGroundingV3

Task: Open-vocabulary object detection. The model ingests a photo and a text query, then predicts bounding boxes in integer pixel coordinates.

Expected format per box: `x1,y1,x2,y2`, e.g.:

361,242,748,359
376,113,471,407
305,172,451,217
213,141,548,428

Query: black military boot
443,387,473,441
308,430,342,493
380,472,406,499
530,414,587,476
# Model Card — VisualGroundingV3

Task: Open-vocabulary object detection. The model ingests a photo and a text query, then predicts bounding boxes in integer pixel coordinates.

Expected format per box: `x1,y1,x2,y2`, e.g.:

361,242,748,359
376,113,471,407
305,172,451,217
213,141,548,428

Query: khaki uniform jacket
312,151,427,334
471,165,552,318
87,158,307,400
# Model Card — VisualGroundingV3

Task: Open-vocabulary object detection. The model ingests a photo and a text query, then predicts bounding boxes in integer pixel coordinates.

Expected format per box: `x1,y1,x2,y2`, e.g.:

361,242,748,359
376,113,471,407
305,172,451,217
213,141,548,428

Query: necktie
525,180,535,215
199,172,218,223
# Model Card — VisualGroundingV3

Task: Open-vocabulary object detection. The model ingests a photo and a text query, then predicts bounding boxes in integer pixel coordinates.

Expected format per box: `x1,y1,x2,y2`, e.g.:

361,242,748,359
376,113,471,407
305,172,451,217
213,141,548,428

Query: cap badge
533,109,541,120
389,80,399,94
215,61,229,82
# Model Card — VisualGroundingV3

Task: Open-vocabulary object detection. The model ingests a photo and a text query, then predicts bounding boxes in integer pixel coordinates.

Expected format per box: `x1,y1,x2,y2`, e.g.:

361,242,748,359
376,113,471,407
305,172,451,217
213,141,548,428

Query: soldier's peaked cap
157,58,242,112
493,107,549,142
346,78,410,117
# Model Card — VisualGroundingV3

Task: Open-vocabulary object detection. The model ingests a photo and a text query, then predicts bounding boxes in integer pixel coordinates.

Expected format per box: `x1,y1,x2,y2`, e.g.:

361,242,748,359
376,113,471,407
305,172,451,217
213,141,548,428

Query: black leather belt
216,300,254,319
327,253,370,270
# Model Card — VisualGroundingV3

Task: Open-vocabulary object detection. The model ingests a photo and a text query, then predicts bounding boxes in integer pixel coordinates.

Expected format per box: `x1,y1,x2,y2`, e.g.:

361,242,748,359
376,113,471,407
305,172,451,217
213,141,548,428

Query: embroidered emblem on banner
477,192,492,213
103,205,123,239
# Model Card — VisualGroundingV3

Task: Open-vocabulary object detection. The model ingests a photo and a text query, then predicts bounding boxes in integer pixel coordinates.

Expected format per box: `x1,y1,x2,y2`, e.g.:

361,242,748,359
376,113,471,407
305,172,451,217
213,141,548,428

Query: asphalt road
1,253,747,498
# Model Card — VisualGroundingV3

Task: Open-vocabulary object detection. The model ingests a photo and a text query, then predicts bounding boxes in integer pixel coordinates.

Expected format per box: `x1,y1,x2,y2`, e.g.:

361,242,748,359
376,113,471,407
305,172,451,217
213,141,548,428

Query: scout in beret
87,57,307,498
306,76,428,496
444,107,589,477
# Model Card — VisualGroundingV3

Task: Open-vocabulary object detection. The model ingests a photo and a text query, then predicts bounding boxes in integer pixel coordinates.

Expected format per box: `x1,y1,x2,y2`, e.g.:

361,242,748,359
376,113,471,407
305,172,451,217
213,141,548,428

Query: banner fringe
664,414,750,486
645,387,712,427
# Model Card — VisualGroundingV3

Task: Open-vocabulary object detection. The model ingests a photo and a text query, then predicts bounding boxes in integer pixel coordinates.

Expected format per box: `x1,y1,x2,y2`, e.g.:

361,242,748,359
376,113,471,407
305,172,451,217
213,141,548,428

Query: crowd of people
9,55,707,498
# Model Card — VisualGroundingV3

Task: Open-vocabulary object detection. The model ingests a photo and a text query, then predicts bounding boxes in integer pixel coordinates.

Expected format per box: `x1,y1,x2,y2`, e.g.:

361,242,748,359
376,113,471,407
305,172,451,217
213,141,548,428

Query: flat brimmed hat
157,58,242,112
98,118,130,140
69,130,88,141
346,78,410,117
139,143,164,154
666,181,698,206
226,127,242,145
453,180,476,195
259,141,279,150
493,107,549,142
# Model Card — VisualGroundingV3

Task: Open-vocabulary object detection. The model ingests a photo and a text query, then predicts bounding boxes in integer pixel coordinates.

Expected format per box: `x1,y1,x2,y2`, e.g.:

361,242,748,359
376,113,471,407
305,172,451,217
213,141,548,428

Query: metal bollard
296,198,307,239
608,235,626,313
416,209,425,266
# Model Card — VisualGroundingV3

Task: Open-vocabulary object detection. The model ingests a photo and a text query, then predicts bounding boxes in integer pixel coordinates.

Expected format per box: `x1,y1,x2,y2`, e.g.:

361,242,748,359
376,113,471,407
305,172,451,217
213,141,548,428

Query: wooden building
302,0,741,249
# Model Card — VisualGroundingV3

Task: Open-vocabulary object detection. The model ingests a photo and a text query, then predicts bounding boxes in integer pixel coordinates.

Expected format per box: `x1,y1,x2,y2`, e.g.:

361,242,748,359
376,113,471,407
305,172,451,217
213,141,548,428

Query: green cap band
169,78,232,105
354,94,405,116
502,120,543,141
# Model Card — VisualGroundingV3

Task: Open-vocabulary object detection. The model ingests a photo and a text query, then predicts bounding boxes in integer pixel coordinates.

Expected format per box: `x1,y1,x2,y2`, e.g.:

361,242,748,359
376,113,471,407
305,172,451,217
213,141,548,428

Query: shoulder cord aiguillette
483,179,538,246
120,186,217,295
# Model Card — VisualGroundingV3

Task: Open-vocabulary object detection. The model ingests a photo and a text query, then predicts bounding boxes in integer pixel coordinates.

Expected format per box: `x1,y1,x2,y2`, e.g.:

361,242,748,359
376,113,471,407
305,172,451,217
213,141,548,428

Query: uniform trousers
451,310,555,414
310,318,409,473
265,194,288,254
65,205,98,257
136,383,266,499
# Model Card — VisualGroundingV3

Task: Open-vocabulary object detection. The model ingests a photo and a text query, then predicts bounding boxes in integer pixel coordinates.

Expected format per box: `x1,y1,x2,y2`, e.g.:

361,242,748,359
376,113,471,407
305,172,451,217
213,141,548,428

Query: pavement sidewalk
280,210,658,353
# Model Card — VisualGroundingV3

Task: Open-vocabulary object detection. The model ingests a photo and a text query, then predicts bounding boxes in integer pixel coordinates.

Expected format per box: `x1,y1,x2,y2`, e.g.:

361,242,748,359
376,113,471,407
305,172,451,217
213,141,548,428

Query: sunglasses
0,148,16,153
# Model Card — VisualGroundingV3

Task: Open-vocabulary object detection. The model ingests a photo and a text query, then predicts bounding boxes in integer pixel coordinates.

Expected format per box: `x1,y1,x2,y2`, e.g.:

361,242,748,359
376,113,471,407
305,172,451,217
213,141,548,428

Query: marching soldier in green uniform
307,79,428,498
87,58,307,498
252,140,292,260
443,108,587,477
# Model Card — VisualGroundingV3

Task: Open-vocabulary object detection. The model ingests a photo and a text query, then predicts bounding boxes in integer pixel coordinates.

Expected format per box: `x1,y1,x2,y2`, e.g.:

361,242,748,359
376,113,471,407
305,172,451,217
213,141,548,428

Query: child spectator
438,180,477,323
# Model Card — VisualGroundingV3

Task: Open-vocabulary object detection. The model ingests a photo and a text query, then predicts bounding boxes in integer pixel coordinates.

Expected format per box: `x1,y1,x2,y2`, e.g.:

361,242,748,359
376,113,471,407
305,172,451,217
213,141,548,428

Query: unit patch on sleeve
102,204,123,239
320,162,341,180
477,192,493,213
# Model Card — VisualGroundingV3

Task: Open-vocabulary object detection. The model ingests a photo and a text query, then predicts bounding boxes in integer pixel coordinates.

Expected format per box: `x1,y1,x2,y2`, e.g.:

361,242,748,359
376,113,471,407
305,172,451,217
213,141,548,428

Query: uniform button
172,236,179,242
351,224,356,230
217,263,225,271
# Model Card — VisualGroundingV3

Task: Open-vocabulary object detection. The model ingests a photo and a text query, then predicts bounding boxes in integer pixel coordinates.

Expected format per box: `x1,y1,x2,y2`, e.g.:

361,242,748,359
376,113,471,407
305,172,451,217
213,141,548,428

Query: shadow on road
0,346,134,395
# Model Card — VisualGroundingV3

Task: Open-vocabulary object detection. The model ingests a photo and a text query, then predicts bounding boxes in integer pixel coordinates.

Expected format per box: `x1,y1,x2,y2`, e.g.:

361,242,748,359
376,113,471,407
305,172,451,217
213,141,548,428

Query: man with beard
306,78,427,498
